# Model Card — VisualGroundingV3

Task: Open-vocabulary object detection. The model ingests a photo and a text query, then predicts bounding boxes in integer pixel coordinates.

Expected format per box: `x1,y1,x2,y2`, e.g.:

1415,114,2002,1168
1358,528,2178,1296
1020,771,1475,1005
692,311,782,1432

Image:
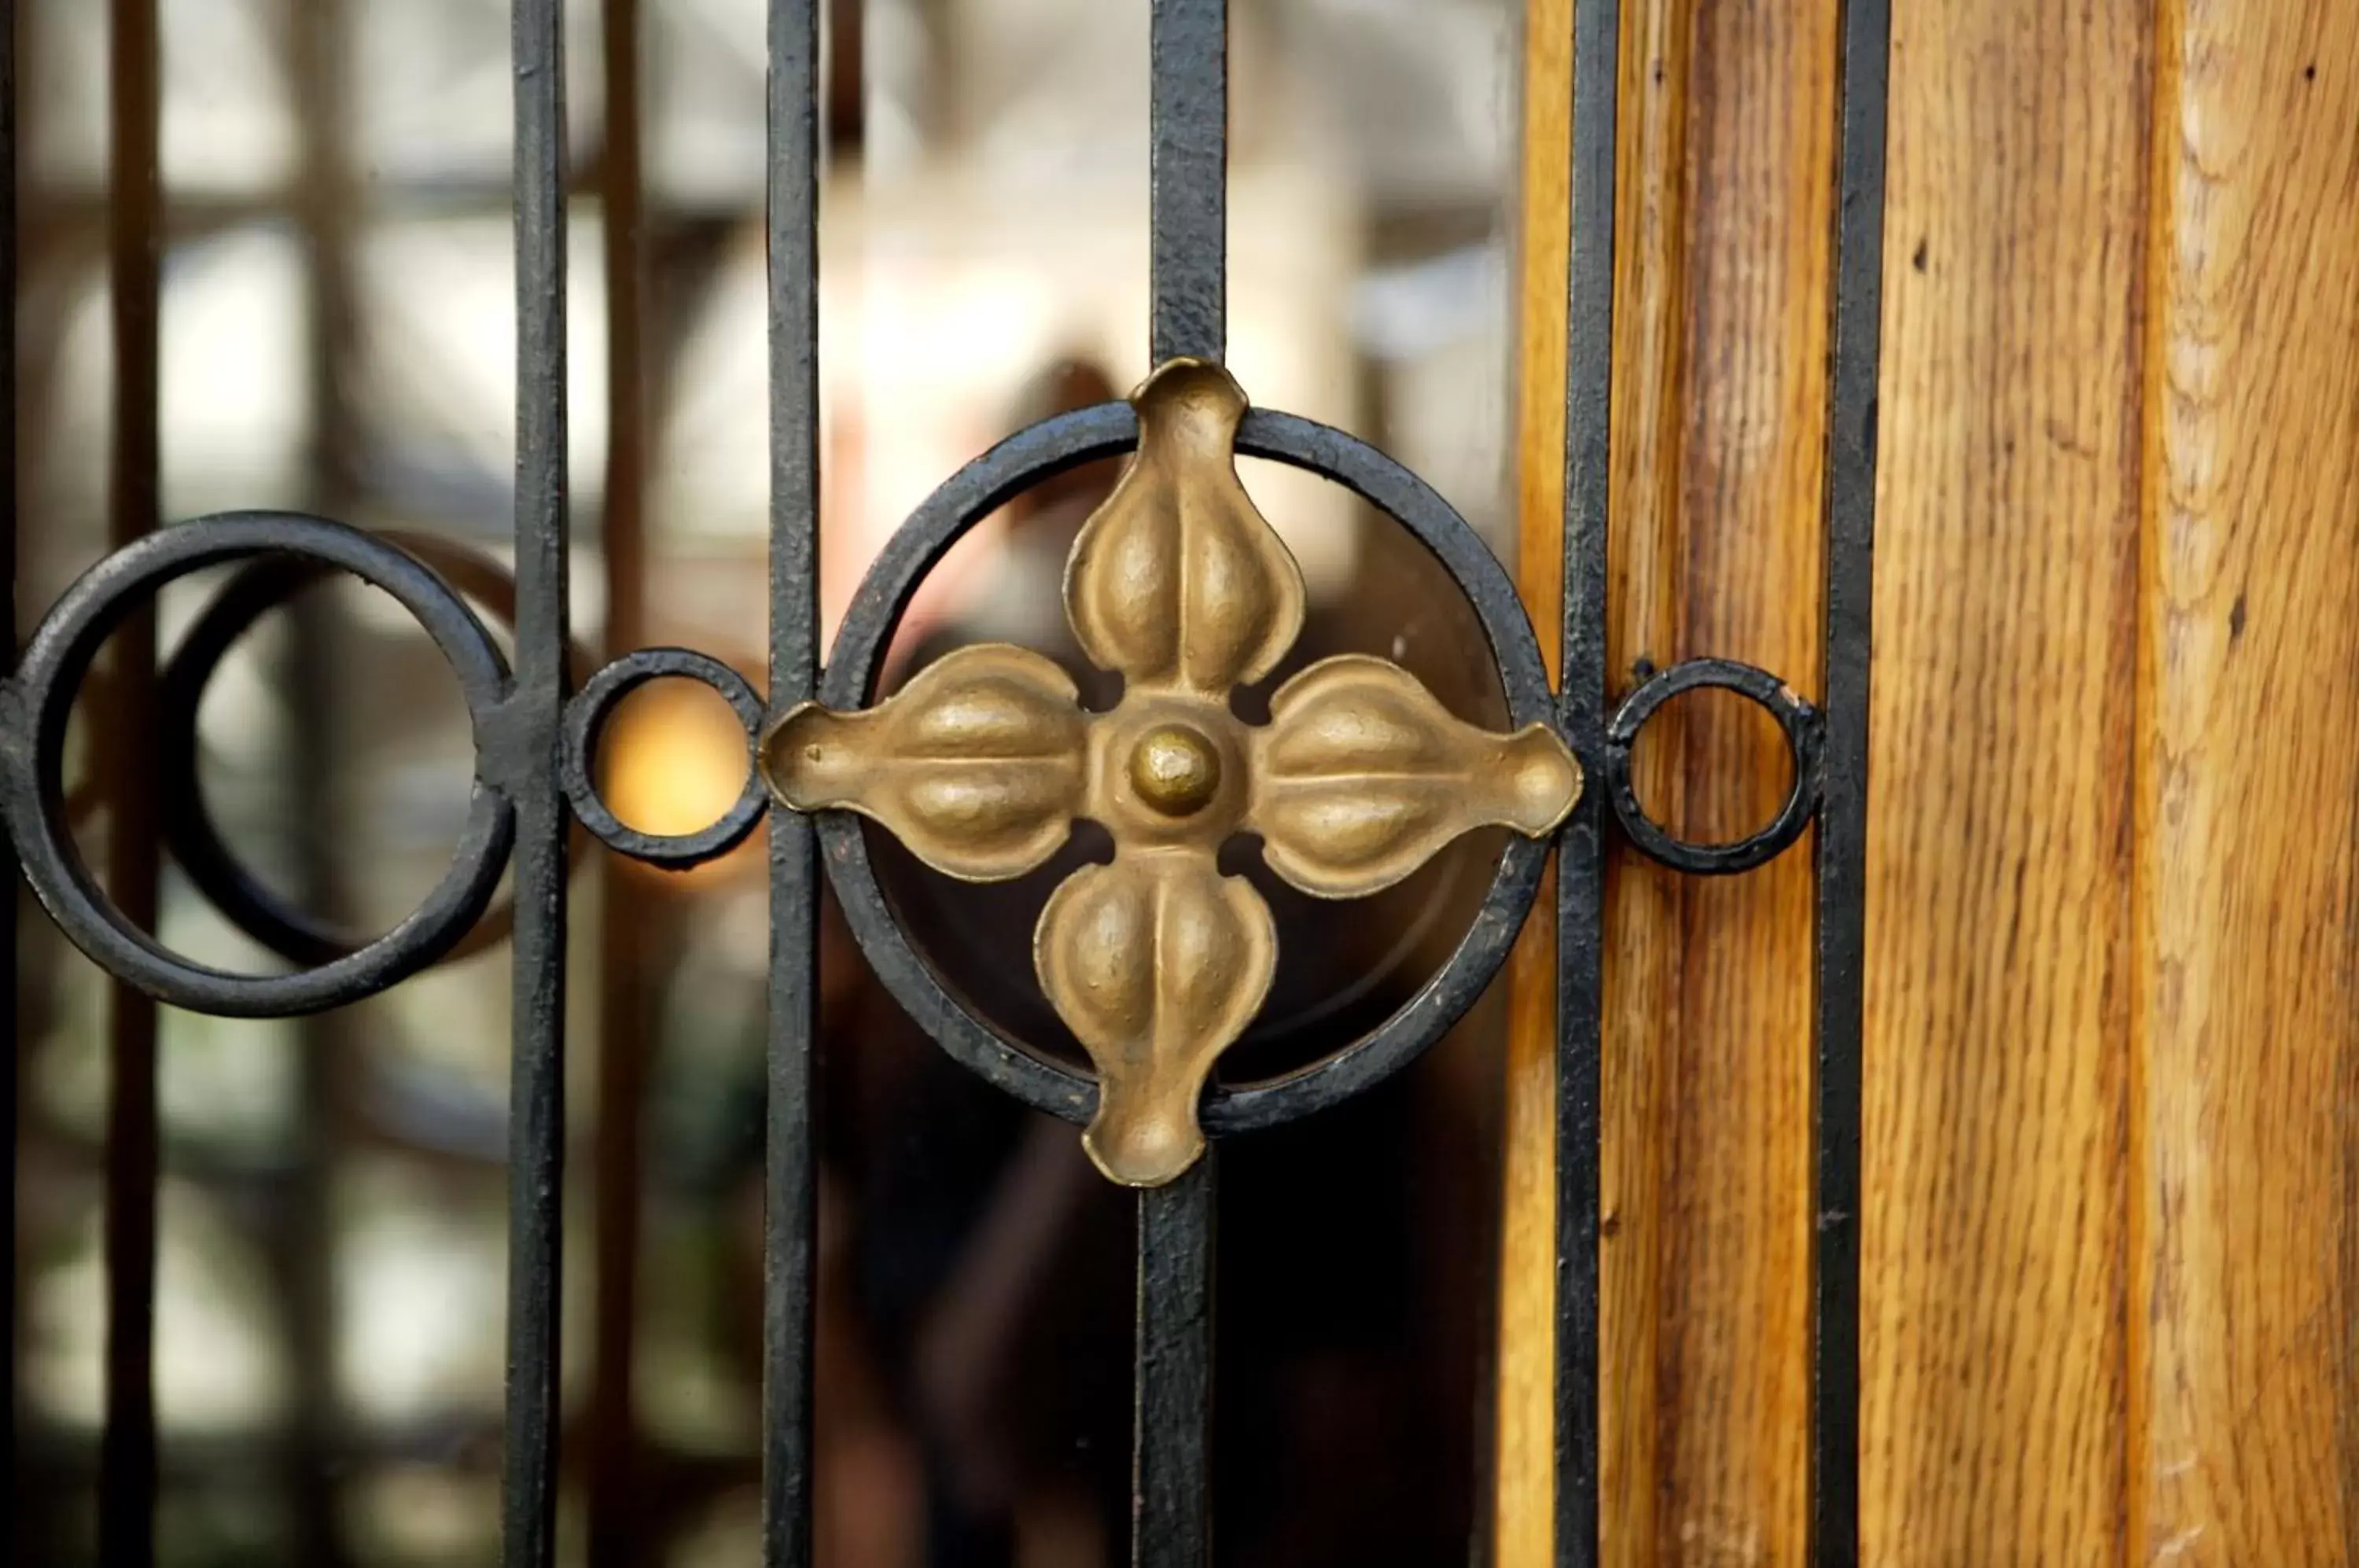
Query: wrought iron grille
2,0,1890,1562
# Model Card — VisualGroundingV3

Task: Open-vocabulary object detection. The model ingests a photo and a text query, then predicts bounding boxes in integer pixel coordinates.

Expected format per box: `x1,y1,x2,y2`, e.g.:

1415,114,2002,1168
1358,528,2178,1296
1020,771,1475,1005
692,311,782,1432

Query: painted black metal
762,2,823,1564
1603,657,1825,876
0,0,15,1512
0,0,1897,1554
1150,0,1225,366
1,515,517,1016
1140,6,1225,1548
1813,0,1889,1560
504,0,571,1561
561,646,767,869
809,403,1555,1139
1134,1154,1217,1568
101,2,164,1558
152,536,571,966
1555,0,1617,1561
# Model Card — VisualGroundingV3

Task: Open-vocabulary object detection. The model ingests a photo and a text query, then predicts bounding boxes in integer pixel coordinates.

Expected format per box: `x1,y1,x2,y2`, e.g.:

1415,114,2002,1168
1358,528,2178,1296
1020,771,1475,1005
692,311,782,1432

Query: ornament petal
1065,359,1306,695
1033,850,1275,1186
1249,654,1581,899
760,644,1089,882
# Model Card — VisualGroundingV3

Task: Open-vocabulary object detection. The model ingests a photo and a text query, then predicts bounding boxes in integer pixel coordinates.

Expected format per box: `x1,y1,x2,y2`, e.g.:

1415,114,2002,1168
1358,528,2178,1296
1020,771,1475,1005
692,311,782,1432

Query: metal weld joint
761,361,1581,1186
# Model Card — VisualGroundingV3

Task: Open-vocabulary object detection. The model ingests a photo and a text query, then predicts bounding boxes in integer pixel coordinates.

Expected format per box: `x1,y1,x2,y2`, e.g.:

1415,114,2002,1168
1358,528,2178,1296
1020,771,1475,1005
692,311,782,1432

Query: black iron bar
1133,1156,1216,1568
288,0,359,1558
1555,0,1617,1562
99,0,161,1560
504,0,570,1562
1149,0,1225,366
1136,2,1227,1563
762,1,822,1564
1812,1,1887,1562
2,0,17,1524
589,0,651,1561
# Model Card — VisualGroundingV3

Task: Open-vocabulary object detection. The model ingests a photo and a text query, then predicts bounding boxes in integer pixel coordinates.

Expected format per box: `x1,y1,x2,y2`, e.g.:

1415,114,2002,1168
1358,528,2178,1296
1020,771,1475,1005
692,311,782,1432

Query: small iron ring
812,400,1555,1136
561,646,767,869
1,512,517,1018
155,531,590,967
1602,656,1823,875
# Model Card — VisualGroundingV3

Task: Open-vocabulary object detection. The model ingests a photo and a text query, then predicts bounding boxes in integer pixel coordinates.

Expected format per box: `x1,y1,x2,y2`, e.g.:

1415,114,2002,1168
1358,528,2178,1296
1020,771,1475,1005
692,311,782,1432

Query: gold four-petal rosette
762,360,1581,1187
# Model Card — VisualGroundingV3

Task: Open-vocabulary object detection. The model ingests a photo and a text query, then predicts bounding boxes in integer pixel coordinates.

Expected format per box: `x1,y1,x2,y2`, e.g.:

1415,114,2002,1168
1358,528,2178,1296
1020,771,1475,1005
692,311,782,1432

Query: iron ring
155,531,588,966
1602,656,1822,875
1,511,517,1018
561,646,767,869
814,401,1555,1135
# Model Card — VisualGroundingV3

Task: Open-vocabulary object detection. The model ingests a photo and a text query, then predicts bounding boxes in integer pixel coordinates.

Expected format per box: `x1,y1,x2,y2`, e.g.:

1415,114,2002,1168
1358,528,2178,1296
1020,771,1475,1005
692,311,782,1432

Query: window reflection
15,2,1522,1563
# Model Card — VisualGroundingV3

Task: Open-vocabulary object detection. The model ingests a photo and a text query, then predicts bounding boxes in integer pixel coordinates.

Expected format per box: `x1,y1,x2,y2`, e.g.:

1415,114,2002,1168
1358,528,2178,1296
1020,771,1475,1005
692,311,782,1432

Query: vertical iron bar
1,0,17,1529
1556,0,1616,1562
762,1,821,1564
289,0,358,1557
1137,2,1226,1563
1148,0,1225,366
505,0,570,1563
1812,0,1886,1562
100,0,161,1560
1133,1156,1216,1568
589,0,650,1560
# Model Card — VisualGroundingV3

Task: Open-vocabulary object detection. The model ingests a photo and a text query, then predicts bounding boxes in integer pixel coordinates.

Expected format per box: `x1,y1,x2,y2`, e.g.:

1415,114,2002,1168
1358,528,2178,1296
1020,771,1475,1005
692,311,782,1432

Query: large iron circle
814,402,1555,1135
154,531,584,966
561,646,767,868
1602,656,1822,875
2,512,517,1018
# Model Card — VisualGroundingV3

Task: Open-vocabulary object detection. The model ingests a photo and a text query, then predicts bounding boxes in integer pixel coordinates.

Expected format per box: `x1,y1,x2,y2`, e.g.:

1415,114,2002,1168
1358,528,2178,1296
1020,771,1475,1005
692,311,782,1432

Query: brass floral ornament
762,360,1581,1186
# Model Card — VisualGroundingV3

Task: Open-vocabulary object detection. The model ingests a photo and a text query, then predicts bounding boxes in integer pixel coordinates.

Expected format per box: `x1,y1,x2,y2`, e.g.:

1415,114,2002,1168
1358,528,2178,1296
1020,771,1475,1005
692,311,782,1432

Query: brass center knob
1128,723,1223,817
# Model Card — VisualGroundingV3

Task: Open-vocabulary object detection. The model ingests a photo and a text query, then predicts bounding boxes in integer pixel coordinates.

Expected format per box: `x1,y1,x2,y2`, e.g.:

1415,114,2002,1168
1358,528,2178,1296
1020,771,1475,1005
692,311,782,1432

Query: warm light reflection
600,677,758,847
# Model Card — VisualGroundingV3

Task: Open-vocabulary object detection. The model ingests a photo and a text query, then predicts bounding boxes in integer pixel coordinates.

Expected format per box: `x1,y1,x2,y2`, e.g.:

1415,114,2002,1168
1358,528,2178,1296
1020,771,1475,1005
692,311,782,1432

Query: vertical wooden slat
1596,0,1687,1558
1503,2,1842,1558
2129,2,2359,1560
1860,0,2150,1557
1650,0,1838,1556
1495,0,1570,1556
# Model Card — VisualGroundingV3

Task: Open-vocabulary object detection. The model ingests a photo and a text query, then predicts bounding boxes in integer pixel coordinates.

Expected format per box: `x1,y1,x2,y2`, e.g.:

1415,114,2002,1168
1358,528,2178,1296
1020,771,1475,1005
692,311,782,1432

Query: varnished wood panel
1646,0,1836,1555
1505,0,2359,1559
1494,2,1570,1556
1860,0,2151,1558
1502,0,1838,1561
1595,0,1687,1559
2129,2,2359,1561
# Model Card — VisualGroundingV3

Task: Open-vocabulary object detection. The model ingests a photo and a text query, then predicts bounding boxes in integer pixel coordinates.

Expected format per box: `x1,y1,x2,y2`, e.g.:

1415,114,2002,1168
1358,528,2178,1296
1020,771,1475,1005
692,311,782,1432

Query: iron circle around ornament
561,646,768,869
2,511,518,1018
154,529,591,967
1602,655,1823,875
811,400,1558,1135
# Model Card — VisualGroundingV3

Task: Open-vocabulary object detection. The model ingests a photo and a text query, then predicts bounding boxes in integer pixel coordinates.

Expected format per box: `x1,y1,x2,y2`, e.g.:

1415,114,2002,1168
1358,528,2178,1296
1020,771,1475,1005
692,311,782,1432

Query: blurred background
13,0,1526,1562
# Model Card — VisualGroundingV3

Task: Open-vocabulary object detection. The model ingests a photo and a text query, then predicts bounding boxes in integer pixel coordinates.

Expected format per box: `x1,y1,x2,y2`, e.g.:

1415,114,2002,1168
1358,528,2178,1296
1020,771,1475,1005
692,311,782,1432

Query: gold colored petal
760,644,1089,882
1065,359,1306,695
1033,851,1275,1187
1248,654,1582,899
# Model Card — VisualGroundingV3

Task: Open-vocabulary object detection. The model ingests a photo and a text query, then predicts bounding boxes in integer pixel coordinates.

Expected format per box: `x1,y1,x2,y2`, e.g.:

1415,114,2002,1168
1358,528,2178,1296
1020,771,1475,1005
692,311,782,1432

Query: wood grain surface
2129,1,2359,1561
1859,0,2151,1559
1500,0,2359,1560
1500,0,1837,1559
1493,2,1569,1555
